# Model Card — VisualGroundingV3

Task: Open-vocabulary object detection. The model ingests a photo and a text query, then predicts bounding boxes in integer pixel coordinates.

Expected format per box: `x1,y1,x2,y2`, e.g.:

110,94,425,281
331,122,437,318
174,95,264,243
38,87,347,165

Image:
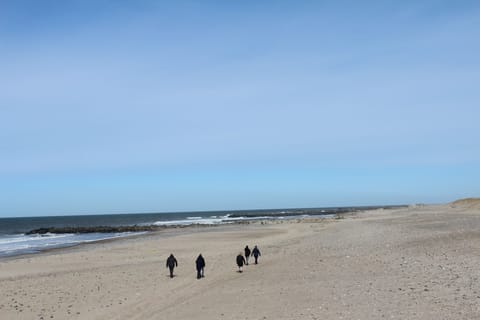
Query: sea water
0,211,229,258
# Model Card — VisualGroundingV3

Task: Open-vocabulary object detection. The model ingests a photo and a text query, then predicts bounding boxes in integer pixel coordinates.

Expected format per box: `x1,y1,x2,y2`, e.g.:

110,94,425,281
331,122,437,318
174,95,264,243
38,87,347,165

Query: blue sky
1,1,479,217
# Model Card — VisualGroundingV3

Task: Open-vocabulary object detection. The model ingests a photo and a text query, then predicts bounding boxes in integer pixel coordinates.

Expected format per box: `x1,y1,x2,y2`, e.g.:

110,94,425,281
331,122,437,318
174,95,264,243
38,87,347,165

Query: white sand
1,203,480,319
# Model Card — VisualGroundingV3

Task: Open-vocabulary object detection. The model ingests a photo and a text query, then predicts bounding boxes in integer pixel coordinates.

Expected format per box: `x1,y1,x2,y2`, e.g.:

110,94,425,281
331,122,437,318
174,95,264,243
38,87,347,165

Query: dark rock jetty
25,225,164,235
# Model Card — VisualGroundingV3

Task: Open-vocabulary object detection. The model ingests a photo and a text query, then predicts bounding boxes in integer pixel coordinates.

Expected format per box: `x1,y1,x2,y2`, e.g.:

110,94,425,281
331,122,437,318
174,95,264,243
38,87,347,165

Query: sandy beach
1,201,480,319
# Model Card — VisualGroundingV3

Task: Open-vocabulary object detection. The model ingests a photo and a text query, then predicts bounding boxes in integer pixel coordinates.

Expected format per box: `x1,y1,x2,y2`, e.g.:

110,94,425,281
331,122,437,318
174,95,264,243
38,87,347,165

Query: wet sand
1,203,480,319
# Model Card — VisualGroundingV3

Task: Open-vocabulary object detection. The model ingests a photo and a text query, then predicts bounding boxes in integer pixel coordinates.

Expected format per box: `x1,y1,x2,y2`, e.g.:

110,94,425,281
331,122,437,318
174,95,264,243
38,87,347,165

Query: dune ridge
450,197,480,209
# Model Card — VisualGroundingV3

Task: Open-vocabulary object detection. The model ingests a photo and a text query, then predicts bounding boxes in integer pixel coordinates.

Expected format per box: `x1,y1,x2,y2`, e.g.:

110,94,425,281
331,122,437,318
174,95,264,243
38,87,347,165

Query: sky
1,1,479,217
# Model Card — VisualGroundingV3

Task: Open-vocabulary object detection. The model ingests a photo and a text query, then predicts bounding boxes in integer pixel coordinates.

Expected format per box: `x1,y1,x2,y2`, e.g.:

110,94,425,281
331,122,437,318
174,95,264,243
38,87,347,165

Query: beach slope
1,203,480,319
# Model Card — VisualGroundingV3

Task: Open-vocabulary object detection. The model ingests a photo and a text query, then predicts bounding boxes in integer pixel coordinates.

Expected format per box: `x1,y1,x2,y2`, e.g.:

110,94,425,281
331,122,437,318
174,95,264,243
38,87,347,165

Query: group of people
165,253,205,279
236,245,261,272
165,245,261,278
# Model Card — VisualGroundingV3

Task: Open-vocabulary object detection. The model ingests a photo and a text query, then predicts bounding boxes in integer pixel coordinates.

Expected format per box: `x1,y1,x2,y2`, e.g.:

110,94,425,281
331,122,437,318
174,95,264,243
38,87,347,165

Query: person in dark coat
244,245,251,265
236,253,246,272
252,245,261,264
166,254,178,278
195,254,205,279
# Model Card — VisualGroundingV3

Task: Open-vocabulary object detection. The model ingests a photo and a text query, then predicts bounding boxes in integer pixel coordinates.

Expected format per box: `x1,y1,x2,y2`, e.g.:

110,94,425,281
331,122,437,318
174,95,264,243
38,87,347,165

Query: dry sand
2,203,480,319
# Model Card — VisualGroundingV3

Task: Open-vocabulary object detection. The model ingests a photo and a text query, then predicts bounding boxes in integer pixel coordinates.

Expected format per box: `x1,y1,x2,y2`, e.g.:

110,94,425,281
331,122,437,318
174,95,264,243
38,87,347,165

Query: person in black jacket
236,253,246,273
244,245,251,265
252,245,261,264
166,254,178,278
195,254,205,279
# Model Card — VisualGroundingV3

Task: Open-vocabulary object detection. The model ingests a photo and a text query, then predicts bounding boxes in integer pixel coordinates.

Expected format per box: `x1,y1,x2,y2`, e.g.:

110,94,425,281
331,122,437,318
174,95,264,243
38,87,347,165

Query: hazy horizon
0,202,415,219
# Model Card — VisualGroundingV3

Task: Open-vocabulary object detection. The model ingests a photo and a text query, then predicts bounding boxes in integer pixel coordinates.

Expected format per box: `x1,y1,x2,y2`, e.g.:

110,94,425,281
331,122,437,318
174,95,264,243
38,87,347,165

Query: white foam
151,215,281,226
153,217,224,226
0,233,74,245
0,232,145,257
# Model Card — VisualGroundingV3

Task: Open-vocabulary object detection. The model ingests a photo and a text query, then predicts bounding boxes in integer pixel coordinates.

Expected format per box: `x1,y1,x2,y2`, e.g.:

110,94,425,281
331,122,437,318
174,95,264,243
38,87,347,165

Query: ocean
0,206,400,258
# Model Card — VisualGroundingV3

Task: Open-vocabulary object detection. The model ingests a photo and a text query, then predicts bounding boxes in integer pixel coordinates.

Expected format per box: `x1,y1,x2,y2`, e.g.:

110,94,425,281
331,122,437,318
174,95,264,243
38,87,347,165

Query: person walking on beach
244,245,251,265
236,253,246,273
252,245,261,264
195,254,205,279
166,254,178,278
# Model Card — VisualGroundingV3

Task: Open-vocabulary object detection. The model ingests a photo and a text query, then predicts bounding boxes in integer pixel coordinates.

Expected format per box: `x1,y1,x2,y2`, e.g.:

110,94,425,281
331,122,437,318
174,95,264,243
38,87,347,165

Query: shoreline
0,205,406,261
0,218,293,262
0,213,347,261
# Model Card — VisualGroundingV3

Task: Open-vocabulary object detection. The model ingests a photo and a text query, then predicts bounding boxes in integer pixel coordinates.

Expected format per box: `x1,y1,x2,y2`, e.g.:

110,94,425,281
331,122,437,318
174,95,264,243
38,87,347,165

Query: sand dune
450,198,480,210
